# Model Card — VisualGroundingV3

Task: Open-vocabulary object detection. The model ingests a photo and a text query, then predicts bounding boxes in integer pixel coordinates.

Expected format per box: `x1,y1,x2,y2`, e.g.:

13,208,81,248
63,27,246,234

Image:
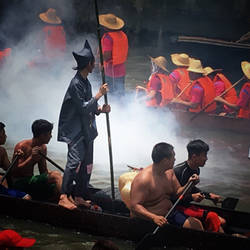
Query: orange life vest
238,82,250,119
102,31,128,66
188,77,216,113
146,73,174,107
214,73,238,104
175,68,191,101
42,25,66,58
0,48,11,66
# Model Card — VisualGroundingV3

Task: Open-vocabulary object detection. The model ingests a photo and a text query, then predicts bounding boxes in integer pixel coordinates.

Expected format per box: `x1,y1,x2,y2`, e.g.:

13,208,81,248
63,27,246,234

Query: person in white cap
99,13,128,99
215,61,250,119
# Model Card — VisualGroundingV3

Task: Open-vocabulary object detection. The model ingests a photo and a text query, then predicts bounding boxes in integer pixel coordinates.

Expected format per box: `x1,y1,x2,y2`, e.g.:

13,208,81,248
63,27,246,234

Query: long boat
0,188,250,250
167,109,250,135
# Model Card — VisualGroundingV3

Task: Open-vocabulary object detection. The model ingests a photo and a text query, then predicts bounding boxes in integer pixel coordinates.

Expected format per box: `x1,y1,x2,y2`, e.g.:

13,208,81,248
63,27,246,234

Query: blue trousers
61,135,93,198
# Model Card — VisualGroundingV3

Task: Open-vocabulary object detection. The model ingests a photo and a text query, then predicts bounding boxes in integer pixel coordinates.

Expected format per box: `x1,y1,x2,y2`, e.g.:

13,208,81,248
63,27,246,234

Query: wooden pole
94,0,115,200
0,155,19,185
191,76,244,121
171,80,193,102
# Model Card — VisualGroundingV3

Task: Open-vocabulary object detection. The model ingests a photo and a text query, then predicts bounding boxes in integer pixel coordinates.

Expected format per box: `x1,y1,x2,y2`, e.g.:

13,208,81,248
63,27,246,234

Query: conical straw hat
99,13,124,30
171,53,190,66
203,66,222,76
241,61,250,80
150,56,169,72
39,8,61,24
187,59,204,74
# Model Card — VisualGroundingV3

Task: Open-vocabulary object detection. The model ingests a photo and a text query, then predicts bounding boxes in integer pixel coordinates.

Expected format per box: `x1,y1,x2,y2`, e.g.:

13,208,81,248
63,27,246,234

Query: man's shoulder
15,139,32,149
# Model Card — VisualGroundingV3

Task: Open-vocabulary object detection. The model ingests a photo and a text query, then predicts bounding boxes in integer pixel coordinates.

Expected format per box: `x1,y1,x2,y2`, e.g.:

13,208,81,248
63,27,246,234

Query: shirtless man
130,142,204,230
11,119,62,201
0,122,31,200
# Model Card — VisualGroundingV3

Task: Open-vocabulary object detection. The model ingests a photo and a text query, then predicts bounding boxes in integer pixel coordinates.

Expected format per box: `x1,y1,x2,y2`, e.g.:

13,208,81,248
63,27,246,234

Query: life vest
238,82,250,119
146,73,174,107
175,68,191,101
188,77,216,113
42,25,66,58
102,31,128,66
214,73,238,104
0,48,11,66
118,171,139,209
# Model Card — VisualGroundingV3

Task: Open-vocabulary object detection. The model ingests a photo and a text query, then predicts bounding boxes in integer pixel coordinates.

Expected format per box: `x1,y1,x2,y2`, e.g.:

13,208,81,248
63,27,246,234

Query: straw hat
39,8,62,24
203,66,222,76
171,53,190,66
187,59,204,74
241,61,250,80
150,56,169,72
99,13,124,30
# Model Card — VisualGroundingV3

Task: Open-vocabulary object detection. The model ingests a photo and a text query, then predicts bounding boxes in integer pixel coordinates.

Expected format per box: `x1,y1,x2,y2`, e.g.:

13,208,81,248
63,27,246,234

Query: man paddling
57,40,110,210
130,142,204,231
174,139,226,232
215,61,250,119
0,122,31,200
136,56,174,107
11,119,62,201
171,59,216,113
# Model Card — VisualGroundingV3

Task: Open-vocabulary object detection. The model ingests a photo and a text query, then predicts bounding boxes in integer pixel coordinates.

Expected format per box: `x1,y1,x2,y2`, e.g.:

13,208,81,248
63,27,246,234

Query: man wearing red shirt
99,13,128,98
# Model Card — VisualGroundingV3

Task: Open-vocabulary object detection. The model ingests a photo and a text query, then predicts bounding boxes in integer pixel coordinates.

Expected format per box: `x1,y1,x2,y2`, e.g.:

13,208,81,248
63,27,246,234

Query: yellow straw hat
39,8,61,24
150,56,169,72
241,61,250,80
171,53,190,66
187,59,204,74
99,13,124,30
203,66,222,76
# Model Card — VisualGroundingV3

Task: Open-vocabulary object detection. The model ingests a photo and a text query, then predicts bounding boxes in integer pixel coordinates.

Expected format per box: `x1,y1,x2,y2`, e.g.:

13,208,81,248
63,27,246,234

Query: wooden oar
135,180,194,250
94,0,115,200
39,152,64,173
170,80,193,103
0,155,19,185
191,76,245,121
205,195,239,210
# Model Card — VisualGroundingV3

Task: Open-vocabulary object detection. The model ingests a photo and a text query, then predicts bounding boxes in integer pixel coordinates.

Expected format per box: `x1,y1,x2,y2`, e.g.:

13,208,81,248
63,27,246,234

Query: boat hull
0,194,250,250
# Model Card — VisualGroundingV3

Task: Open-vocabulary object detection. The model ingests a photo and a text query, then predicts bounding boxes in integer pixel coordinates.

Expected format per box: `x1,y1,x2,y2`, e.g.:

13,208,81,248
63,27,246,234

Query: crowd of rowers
135,54,250,120
1,119,247,236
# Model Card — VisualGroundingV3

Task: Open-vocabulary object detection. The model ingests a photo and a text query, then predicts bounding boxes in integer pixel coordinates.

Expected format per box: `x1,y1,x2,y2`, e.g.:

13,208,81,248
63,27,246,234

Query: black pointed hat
72,40,94,70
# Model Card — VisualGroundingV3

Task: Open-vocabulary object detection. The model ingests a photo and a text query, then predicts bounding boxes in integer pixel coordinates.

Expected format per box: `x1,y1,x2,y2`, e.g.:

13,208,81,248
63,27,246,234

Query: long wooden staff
0,155,19,185
94,0,115,199
191,76,245,121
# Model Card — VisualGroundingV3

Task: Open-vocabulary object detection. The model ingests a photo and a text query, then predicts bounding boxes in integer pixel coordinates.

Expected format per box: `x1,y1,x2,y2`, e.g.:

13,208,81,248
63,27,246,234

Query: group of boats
1,187,250,249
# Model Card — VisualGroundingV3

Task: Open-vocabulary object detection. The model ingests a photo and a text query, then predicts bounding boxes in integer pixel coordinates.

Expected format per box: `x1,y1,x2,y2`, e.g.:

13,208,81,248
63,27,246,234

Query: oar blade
222,197,239,210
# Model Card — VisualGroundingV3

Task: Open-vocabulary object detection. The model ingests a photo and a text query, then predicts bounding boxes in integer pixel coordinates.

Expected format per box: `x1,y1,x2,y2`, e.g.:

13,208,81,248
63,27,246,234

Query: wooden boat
0,188,250,250
167,109,250,135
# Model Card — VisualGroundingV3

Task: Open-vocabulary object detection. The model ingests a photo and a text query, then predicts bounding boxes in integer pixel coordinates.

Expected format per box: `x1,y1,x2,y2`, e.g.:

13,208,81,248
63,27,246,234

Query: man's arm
130,177,167,227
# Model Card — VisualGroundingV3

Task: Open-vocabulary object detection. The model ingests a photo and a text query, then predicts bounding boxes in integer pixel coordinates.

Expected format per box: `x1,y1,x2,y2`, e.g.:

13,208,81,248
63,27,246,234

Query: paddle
94,0,115,200
39,152,64,173
135,180,194,250
205,196,239,210
0,154,19,185
190,76,245,121
170,80,193,104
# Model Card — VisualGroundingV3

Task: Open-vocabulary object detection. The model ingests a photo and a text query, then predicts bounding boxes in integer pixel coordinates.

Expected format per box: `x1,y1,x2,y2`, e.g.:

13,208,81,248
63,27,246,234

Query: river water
1,47,250,249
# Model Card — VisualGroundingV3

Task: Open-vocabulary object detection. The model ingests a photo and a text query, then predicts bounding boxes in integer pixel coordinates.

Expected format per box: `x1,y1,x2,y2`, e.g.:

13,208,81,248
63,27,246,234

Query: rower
169,53,191,104
11,119,62,201
174,139,226,233
135,56,173,107
0,122,31,200
203,66,238,116
130,142,204,231
171,59,216,113
215,61,250,119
